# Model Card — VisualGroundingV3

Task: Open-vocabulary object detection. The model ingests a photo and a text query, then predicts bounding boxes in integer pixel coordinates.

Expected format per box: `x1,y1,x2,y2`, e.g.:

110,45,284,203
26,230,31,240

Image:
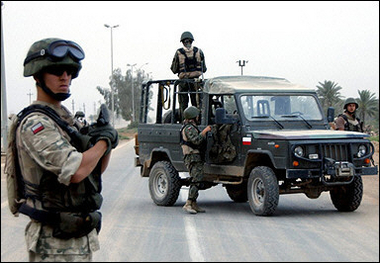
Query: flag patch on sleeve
31,122,45,134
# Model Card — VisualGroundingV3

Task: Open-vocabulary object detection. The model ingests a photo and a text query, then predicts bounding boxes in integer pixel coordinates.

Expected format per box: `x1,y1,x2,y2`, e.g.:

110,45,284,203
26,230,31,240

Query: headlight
357,144,367,158
294,146,304,158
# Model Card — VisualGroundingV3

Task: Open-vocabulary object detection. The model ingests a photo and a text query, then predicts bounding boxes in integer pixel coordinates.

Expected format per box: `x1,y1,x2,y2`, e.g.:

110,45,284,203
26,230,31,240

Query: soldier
180,106,211,214
334,97,363,132
171,31,207,120
6,38,118,261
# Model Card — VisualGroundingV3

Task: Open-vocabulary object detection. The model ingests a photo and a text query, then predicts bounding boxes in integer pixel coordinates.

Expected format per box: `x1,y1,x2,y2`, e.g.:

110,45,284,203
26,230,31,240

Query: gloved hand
71,132,92,153
88,123,119,155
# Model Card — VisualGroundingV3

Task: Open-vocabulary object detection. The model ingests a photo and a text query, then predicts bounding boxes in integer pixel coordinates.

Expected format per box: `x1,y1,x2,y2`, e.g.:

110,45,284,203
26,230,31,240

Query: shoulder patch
31,122,45,134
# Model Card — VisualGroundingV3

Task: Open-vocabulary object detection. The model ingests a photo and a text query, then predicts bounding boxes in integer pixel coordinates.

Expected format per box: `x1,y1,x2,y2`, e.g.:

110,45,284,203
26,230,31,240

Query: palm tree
316,80,343,113
356,90,378,130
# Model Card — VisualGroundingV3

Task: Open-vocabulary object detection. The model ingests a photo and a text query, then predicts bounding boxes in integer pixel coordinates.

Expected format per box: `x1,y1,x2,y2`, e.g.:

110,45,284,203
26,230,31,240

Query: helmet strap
37,80,71,101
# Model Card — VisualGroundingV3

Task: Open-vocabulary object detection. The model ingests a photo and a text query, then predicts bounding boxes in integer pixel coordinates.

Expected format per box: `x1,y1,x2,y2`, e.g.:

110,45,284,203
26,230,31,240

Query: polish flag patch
31,122,45,134
242,136,251,145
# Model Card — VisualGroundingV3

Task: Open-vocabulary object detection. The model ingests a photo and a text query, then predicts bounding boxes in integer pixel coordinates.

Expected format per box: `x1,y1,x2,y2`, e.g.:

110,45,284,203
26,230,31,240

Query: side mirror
327,107,335,123
215,108,236,125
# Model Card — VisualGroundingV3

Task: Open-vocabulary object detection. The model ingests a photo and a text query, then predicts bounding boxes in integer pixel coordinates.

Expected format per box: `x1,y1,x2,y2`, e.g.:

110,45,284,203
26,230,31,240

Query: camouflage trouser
178,81,199,120
184,153,204,201
29,251,92,262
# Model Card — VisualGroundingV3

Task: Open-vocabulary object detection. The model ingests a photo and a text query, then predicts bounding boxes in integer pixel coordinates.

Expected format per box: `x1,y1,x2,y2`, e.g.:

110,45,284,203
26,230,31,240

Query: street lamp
236,60,248,76
104,23,119,126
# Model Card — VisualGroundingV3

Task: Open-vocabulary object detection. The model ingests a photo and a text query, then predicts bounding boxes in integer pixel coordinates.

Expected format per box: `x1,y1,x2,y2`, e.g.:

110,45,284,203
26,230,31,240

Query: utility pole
1,1,8,152
127,63,136,122
27,89,33,104
104,24,119,127
236,60,248,75
71,99,75,113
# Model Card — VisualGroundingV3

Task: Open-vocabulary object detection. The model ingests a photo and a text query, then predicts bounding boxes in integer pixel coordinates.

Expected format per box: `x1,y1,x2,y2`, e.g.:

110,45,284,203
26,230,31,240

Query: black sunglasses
24,40,85,65
44,66,77,76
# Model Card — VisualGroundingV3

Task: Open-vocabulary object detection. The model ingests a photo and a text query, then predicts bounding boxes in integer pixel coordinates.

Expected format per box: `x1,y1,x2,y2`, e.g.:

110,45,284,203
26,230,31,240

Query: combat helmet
180,31,194,42
344,97,359,110
183,106,200,119
23,38,84,79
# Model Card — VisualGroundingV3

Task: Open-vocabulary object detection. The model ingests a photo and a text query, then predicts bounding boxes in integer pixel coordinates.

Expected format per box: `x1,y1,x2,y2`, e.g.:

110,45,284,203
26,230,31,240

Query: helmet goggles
23,40,85,65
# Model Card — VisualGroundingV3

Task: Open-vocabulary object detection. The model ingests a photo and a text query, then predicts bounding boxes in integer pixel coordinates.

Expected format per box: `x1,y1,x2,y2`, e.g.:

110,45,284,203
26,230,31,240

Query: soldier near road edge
5,38,118,262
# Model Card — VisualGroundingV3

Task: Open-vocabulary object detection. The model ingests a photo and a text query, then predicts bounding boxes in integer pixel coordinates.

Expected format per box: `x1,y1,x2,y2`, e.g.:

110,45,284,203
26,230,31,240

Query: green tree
356,90,378,132
97,67,151,124
316,80,343,113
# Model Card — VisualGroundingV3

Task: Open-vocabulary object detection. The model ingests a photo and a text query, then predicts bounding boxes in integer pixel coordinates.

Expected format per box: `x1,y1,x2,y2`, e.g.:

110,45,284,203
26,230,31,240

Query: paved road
1,140,379,262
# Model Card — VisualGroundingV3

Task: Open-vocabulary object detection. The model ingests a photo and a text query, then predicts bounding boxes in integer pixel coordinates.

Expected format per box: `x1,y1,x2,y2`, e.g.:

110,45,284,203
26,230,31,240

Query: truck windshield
240,95,323,121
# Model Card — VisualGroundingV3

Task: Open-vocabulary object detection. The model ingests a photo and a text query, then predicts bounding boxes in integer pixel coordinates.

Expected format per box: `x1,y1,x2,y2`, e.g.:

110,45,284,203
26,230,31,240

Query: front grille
322,144,348,161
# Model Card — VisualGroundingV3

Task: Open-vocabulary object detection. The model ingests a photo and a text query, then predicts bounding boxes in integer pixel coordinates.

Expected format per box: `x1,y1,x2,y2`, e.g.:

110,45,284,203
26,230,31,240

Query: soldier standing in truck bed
171,31,207,120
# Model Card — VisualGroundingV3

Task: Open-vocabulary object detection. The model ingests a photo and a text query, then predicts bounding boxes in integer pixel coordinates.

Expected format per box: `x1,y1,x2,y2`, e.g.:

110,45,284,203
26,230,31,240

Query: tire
330,175,363,212
247,166,279,216
225,183,248,202
149,161,181,206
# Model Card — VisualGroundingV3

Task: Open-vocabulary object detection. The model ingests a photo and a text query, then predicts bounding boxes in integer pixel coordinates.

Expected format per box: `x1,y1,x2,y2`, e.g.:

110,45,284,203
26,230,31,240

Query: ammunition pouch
53,211,102,239
19,203,101,239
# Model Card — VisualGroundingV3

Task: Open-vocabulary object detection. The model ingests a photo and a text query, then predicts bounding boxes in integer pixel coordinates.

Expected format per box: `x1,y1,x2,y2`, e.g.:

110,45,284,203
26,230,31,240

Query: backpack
5,114,25,216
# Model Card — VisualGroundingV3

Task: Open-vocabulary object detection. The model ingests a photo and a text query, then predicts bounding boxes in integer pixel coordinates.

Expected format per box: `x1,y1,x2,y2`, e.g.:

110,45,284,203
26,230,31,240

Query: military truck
134,76,377,216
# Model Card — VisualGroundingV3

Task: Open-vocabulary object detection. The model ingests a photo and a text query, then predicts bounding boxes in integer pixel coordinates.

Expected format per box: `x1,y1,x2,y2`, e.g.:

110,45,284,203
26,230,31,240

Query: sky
1,1,379,117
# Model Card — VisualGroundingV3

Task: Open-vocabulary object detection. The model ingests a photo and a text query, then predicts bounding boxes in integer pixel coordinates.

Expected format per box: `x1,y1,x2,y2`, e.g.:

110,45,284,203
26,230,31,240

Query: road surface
1,139,378,262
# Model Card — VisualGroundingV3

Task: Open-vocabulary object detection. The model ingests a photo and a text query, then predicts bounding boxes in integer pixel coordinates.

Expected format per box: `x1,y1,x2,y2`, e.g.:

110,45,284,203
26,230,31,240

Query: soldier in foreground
180,106,211,214
5,38,118,261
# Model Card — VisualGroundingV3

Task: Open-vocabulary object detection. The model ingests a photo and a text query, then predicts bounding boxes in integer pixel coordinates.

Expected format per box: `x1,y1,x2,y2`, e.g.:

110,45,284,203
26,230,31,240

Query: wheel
149,161,181,206
330,176,363,212
247,166,279,216
225,183,248,202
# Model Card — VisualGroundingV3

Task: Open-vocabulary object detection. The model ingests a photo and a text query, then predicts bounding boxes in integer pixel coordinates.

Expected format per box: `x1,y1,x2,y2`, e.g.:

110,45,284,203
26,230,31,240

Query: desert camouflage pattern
26,222,99,261
16,101,99,259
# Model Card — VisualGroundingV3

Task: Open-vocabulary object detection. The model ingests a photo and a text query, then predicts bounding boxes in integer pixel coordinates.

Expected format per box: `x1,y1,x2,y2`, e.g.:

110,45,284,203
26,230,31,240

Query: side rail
139,79,206,124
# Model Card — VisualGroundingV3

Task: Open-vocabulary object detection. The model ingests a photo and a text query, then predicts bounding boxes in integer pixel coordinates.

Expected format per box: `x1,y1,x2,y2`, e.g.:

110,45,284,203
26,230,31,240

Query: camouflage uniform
335,112,363,132
15,101,99,261
334,98,363,132
181,120,206,201
171,31,207,120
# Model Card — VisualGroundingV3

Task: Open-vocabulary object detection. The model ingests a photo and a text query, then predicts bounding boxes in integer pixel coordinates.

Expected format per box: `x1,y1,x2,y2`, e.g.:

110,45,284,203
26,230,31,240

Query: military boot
191,201,206,213
183,200,197,214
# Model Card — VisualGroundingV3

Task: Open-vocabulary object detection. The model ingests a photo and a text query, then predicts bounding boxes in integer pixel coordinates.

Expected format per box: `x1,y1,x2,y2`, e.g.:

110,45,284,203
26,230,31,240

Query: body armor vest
340,114,363,132
12,105,102,220
178,47,202,73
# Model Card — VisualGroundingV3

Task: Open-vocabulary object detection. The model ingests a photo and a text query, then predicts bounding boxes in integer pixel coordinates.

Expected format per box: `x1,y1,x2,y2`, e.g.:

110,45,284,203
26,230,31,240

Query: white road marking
180,190,205,262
